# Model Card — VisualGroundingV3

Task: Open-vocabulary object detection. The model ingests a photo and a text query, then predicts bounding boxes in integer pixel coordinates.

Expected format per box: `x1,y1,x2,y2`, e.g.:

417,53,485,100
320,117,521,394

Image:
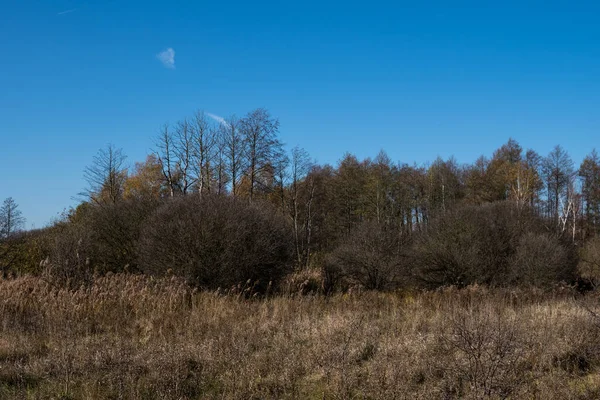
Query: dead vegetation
1,274,600,399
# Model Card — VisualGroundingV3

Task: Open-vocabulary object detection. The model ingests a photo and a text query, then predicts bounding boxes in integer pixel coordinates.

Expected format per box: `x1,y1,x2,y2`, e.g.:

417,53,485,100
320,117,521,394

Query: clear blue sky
1,1,598,228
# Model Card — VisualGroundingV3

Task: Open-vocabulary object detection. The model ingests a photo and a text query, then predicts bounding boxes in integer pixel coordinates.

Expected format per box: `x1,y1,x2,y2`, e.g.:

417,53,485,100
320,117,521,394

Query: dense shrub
45,198,160,283
138,195,294,291
45,220,94,284
325,221,411,291
0,229,55,276
31,197,581,292
579,237,600,288
509,232,573,286
84,198,160,273
415,201,576,288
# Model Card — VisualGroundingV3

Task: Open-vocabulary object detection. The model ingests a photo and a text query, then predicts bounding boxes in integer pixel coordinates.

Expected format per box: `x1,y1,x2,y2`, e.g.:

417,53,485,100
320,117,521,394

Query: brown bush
0,228,55,276
84,198,160,273
415,201,576,288
579,237,600,288
45,221,94,285
138,195,294,291
325,221,412,291
509,232,574,286
44,198,160,283
437,304,531,398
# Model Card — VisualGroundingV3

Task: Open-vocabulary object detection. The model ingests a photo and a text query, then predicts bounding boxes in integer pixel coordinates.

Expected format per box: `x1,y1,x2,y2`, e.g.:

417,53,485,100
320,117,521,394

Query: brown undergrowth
1,274,600,399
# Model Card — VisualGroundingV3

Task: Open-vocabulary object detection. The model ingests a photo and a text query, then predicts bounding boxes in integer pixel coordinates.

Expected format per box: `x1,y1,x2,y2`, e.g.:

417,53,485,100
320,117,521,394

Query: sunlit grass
0,274,599,399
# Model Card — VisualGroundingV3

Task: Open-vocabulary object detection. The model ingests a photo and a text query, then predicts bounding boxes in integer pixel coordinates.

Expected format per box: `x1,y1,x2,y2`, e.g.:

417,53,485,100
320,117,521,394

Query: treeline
2,107,600,292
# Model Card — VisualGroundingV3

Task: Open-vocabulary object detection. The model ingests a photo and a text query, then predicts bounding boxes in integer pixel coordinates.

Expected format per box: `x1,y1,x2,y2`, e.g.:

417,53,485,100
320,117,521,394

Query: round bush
327,221,411,291
138,195,294,291
509,232,572,286
415,201,575,288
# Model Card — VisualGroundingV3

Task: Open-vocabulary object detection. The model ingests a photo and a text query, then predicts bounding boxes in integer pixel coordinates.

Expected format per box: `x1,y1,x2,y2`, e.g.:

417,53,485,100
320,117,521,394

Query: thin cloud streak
156,48,175,69
206,112,230,128
57,8,77,15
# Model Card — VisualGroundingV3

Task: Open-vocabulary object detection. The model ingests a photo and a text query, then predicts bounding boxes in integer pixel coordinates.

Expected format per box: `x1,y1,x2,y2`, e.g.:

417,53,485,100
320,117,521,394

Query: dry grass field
1,273,600,399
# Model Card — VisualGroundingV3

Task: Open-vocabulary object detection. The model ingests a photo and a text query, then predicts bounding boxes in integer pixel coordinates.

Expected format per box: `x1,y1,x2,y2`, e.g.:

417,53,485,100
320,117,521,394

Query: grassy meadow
1,273,600,399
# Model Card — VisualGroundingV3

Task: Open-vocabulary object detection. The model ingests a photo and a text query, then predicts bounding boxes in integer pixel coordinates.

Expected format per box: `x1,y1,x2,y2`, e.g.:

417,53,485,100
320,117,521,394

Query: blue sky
1,1,598,228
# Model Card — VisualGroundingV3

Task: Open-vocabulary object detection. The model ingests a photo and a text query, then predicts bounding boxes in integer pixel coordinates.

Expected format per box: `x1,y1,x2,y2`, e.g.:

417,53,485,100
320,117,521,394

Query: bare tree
83,144,127,205
155,124,178,197
0,197,25,239
192,111,218,196
524,149,543,211
542,145,575,229
240,108,283,202
426,156,462,213
270,153,289,210
289,146,313,266
174,119,196,195
222,116,244,197
214,129,230,195
363,150,398,225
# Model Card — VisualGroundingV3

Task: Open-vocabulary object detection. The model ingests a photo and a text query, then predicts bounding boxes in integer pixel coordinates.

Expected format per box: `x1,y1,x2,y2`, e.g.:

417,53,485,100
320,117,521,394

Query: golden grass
1,274,600,399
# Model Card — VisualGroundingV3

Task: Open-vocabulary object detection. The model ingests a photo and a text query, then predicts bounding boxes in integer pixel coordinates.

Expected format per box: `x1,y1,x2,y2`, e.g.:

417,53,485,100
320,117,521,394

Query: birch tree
223,116,244,197
542,145,574,225
289,146,313,266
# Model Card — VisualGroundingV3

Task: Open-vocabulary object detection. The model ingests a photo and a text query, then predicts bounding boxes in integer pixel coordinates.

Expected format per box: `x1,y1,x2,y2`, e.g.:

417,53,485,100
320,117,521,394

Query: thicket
19,196,292,292
42,198,160,284
0,197,586,293
138,195,294,291
414,202,577,288
324,220,412,292
2,109,600,293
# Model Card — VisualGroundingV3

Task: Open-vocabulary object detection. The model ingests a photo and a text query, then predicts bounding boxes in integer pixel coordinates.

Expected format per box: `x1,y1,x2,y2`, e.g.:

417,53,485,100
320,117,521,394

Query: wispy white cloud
57,8,77,15
156,48,175,69
206,112,230,128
